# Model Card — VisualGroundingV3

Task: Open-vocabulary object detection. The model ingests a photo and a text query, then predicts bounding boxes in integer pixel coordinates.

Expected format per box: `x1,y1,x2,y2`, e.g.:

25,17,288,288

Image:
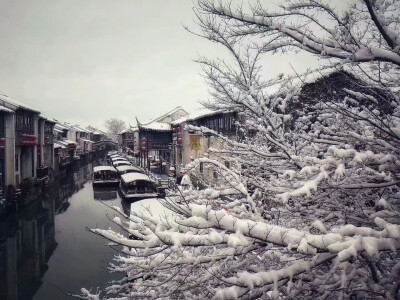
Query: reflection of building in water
53,173,75,215
0,160,100,299
120,198,131,216
0,197,56,299
93,187,118,201
73,163,93,190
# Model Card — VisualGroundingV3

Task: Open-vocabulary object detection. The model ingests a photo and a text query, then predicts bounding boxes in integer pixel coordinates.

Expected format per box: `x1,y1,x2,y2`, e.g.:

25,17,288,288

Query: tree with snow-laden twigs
104,118,127,142
82,1,400,299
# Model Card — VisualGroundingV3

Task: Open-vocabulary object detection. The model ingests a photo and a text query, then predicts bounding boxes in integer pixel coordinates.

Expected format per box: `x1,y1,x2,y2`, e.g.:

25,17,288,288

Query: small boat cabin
113,160,132,168
93,166,119,187
111,157,128,163
115,165,144,177
119,173,158,200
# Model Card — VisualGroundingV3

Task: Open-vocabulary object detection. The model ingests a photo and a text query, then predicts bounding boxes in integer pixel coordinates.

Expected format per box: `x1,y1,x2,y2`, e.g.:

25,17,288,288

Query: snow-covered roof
171,108,223,125
0,94,40,113
54,142,66,149
111,157,128,161
152,106,188,123
93,166,117,172
113,161,132,166
115,165,143,172
130,126,139,132
54,123,70,131
53,128,63,133
75,125,92,133
43,117,57,124
0,104,14,113
118,129,129,135
63,123,77,131
80,138,94,143
58,139,76,145
121,172,152,183
139,122,171,131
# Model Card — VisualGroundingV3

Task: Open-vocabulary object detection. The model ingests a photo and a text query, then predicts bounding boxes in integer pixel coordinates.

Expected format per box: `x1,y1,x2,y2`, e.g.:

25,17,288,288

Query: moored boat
112,160,132,167
115,165,144,177
111,157,128,163
92,166,119,187
119,173,159,200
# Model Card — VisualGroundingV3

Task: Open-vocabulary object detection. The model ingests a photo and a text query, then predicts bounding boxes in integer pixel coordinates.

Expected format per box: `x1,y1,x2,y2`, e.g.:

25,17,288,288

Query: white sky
0,0,348,130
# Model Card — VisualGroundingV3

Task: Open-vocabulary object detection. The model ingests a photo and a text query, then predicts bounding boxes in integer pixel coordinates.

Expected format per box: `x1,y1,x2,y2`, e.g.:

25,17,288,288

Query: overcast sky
0,0,347,130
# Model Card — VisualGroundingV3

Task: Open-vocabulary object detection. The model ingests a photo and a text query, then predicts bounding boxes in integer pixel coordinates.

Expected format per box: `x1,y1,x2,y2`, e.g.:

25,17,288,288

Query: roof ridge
137,106,188,125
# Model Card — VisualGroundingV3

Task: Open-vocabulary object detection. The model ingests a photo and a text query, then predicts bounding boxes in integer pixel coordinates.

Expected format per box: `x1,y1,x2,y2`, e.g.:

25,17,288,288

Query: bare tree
104,118,126,142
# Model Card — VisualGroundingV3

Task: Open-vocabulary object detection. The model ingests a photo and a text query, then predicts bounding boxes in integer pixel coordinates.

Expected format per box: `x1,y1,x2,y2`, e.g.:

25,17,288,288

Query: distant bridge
93,140,118,149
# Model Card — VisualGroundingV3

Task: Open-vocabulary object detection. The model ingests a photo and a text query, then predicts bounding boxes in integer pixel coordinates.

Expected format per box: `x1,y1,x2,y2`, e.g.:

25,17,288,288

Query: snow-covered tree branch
83,1,400,299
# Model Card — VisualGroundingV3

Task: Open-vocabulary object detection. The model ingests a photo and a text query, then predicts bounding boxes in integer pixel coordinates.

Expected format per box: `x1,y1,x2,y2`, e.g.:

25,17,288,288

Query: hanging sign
190,135,201,151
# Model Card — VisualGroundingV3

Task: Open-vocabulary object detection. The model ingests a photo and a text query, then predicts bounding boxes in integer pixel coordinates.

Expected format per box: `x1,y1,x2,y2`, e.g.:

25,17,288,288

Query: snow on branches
84,1,400,299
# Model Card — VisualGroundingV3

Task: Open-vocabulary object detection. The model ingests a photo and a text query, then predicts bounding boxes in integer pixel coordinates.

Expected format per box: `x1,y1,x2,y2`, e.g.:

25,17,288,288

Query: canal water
0,162,134,300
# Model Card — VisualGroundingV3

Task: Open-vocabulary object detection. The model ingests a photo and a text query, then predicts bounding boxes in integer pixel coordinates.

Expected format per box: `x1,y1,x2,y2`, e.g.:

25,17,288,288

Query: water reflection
0,160,168,300
0,195,57,300
0,162,95,300
93,188,118,201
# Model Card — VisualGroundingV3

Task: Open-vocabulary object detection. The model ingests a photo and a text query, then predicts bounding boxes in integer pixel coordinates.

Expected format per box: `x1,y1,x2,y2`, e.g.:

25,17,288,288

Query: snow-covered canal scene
1,0,400,299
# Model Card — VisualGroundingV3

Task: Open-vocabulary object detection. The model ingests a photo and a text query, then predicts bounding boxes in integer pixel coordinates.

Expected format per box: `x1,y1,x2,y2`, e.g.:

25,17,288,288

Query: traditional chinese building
119,129,135,153
135,106,188,172
171,108,238,183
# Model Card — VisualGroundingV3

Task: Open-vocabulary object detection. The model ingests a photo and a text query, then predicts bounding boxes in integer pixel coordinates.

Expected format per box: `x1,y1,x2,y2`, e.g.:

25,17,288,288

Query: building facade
171,109,239,184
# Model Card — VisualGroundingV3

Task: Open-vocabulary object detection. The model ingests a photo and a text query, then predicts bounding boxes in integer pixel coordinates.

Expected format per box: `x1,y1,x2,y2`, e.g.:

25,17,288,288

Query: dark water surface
0,163,127,300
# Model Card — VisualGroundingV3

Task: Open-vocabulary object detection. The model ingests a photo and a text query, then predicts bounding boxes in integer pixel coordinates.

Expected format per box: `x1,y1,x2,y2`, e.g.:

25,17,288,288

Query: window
199,162,204,174
15,155,19,172
15,111,34,133
224,161,230,169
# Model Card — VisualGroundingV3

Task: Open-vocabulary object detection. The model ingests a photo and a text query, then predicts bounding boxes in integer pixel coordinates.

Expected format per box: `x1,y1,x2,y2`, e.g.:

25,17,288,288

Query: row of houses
118,106,240,183
0,94,111,193
118,71,381,186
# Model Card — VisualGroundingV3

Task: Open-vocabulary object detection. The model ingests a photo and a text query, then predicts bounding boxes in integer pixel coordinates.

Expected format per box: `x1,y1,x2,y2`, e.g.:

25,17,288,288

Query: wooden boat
119,173,159,200
111,157,128,163
106,151,119,160
92,166,119,187
115,165,144,177
107,154,123,165
113,160,132,168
